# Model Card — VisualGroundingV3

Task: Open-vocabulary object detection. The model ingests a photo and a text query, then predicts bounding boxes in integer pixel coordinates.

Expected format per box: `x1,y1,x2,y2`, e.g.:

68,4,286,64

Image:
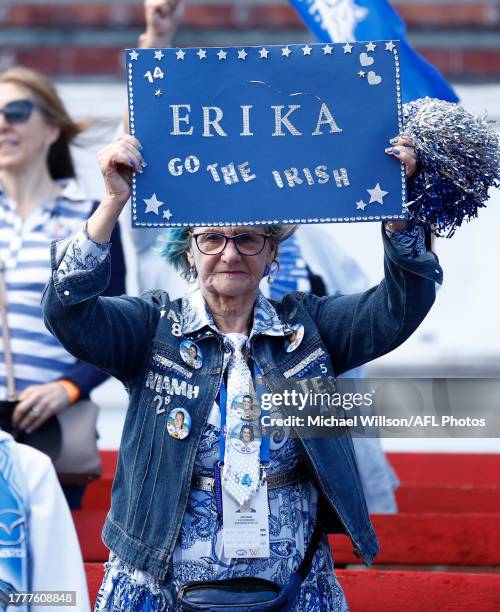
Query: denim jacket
42,225,442,580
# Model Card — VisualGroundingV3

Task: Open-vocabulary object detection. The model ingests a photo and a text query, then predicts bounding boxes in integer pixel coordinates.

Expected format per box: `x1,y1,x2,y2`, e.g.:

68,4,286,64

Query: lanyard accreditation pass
218,362,271,559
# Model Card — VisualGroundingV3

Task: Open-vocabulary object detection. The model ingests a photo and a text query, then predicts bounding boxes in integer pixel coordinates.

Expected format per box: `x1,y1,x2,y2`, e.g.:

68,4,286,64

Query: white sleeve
16,445,91,612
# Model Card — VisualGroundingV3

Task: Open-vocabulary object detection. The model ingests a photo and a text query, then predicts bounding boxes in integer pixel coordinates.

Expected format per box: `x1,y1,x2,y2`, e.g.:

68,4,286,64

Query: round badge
284,323,304,353
167,408,192,440
179,340,203,369
231,392,260,422
229,423,260,455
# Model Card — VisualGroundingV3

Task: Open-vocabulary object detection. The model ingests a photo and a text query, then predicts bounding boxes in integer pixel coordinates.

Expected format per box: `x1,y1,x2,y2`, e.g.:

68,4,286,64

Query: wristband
58,379,81,404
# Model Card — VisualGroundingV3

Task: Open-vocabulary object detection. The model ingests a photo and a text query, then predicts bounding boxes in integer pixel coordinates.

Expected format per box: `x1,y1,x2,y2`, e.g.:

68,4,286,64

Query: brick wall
0,1,499,78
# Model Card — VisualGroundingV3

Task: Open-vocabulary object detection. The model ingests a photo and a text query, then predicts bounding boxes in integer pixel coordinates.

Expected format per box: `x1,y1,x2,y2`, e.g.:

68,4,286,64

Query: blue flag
289,0,458,103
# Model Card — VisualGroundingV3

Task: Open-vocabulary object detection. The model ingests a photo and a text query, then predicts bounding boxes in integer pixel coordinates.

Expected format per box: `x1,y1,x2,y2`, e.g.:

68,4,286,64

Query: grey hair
158,224,299,278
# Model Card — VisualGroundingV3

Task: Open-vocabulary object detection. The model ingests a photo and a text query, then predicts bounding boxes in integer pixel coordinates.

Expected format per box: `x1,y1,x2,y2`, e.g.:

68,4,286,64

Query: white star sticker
238,49,248,60
176,49,186,60
322,44,333,55
367,183,389,204
196,49,207,60
358,70,366,78
163,209,173,220
356,200,368,211
281,46,292,58
217,49,227,60
129,50,139,61
144,193,164,215
385,41,396,52
154,50,164,60
343,43,353,54
301,45,312,56
259,48,269,59
365,42,376,52
154,89,162,97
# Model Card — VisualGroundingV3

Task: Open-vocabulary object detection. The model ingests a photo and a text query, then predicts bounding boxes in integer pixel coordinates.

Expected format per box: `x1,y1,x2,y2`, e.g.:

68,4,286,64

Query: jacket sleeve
297,224,443,376
55,218,128,394
42,237,161,384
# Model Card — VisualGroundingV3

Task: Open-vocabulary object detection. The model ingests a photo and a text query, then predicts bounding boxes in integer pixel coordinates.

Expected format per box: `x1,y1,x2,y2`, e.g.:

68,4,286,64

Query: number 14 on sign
144,67,164,83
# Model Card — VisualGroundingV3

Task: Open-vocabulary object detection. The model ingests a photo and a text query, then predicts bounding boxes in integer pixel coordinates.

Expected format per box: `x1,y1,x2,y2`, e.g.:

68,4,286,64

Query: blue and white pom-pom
401,97,500,237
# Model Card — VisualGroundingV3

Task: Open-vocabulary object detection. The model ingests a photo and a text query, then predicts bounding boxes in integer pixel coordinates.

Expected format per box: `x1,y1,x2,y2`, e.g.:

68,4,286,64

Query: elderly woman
42,133,442,611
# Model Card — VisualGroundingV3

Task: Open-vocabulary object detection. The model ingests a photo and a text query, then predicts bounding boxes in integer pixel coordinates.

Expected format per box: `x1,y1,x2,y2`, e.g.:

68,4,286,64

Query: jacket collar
181,288,286,338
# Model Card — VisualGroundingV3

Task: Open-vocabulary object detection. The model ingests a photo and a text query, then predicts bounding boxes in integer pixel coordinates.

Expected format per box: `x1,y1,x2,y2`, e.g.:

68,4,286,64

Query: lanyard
218,361,270,465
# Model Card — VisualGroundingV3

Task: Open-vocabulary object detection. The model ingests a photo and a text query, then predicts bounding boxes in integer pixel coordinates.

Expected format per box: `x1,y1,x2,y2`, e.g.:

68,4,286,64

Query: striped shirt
0,181,95,399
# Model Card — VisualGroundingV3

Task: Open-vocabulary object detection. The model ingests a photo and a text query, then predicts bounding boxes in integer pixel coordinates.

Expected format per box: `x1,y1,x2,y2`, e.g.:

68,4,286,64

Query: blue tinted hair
158,225,298,278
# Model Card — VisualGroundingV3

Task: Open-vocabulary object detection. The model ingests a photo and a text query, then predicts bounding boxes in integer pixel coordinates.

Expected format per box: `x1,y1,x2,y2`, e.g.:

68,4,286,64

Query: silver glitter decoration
401,97,500,236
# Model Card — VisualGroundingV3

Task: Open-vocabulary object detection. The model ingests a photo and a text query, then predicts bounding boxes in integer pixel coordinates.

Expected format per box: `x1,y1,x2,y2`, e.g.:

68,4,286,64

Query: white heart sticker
359,52,374,67
367,71,382,85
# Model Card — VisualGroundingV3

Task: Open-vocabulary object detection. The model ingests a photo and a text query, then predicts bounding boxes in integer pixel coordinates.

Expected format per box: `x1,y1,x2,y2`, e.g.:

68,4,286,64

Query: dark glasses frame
0,99,47,124
190,231,270,256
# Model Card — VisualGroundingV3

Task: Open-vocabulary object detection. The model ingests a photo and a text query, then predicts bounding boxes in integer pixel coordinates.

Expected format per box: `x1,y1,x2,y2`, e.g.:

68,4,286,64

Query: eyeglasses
191,231,269,256
0,99,46,124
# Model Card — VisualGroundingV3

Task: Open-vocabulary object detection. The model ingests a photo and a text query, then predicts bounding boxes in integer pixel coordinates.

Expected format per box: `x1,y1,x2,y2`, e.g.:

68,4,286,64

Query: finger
18,405,45,432
13,393,40,425
17,384,43,401
99,148,141,174
111,141,144,170
384,148,417,178
25,411,52,434
385,146,417,161
120,140,147,167
117,133,143,152
390,135,414,147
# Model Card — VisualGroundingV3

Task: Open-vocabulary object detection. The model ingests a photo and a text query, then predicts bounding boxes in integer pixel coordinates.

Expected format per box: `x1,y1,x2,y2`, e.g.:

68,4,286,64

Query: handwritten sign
126,41,406,227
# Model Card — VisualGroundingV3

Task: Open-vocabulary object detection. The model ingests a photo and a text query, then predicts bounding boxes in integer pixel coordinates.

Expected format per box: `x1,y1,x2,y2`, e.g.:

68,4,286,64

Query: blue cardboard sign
126,41,406,228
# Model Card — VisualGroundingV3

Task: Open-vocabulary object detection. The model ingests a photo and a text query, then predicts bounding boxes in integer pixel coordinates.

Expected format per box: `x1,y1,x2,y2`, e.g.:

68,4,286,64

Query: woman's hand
140,0,184,48
12,382,71,433
384,135,419,232
98,134,144,209
88,134,144,243
385,135,418,178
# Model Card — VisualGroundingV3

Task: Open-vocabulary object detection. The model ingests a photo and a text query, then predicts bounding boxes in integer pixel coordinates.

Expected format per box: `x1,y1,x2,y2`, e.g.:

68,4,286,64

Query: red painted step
336,569,500,612
331,513,500,566
85,563,103,607
75,511,500,567
396,483,500,513
84,563,500,611
82,452,500,512
387,452,500,486
82,481,500,513
73,510,108,562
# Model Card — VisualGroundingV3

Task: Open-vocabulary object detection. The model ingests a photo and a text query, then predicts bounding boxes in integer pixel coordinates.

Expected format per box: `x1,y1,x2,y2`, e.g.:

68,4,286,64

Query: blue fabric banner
127,43,406,228
289,0,458,103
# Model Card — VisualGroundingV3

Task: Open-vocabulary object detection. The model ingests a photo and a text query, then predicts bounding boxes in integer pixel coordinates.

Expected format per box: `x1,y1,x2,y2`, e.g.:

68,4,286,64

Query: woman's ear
266,241,277,265
186,249,195,268
45,125,61,148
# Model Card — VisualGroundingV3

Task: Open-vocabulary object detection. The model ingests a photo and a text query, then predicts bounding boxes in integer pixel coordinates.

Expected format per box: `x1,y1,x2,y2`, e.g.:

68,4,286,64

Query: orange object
59,379,81,404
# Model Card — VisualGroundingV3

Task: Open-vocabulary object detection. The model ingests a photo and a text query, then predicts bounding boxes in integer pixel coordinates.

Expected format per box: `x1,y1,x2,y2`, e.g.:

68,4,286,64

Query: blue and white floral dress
95,288,349,612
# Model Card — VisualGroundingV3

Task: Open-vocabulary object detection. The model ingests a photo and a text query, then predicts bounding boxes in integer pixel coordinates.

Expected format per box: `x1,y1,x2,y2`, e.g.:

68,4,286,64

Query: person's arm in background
123,0,187,291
